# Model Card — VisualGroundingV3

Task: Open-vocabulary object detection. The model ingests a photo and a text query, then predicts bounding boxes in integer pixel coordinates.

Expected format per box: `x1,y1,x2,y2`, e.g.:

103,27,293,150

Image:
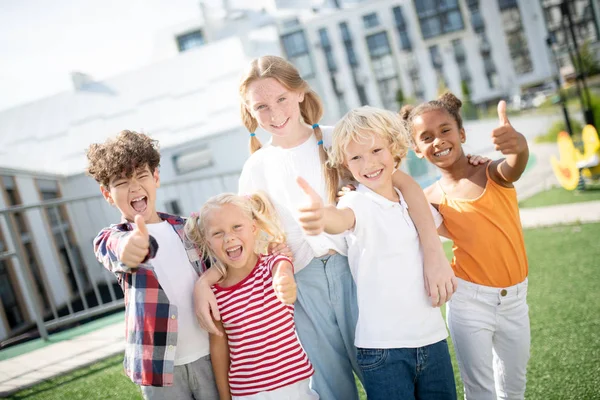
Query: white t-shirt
238,126,347,273
338,185,448,349
145,221,210,365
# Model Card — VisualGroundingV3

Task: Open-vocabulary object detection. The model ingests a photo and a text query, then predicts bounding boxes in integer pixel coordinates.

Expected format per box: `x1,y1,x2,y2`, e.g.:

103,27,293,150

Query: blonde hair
327,106,410,202
184,192,286,280
399,92,464,138
239,55,339,204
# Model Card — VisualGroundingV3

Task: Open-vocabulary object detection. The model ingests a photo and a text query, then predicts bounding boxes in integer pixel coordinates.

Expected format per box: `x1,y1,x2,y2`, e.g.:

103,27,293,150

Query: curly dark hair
86,130,160,187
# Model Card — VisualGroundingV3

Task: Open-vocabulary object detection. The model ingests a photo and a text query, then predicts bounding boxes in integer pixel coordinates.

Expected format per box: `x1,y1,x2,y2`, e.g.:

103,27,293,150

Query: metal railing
0,170,241,342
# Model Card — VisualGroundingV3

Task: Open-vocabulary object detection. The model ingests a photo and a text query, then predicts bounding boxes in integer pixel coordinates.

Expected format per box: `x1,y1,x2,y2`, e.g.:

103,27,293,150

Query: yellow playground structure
552,125,600,190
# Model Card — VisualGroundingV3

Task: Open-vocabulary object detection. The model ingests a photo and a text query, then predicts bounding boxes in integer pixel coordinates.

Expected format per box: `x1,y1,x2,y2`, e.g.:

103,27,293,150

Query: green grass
8,223,600,399
519,186,600,208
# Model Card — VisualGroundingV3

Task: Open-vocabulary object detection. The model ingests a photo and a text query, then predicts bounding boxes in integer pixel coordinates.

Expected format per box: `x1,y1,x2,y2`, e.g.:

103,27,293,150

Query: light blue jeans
294,253,363,400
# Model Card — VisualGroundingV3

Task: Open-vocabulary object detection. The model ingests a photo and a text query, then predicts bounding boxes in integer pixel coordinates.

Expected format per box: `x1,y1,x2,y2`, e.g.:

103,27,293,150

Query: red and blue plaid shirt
93,212,206,387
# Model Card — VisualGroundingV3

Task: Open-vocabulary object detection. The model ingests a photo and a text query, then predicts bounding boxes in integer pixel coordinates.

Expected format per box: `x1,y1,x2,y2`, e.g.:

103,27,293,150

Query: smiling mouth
363,169,383,179
130,196,147,213
434,148,451,157
271,118,289,129
226,245,243,260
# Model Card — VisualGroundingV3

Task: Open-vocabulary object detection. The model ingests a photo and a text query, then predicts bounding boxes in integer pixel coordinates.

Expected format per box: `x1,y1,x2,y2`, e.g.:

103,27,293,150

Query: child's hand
466,154,490,165
423,251,458,307
336,184,356,203
193,278,223,336
296,177,325,236
120,215,150,267
268,242,294,262
273,261,297,305
492,101,527,155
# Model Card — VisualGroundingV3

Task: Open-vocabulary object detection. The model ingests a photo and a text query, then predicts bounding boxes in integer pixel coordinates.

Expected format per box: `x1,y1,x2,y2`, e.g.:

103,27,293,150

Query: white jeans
447,277,530,400
232,379,319,400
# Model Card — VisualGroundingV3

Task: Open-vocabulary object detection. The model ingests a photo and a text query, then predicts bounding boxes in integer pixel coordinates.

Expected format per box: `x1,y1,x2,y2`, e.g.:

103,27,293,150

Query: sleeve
267,253,294,273
93,226,159,276
337,192,362,235
429,203,444,228
238,156,260,195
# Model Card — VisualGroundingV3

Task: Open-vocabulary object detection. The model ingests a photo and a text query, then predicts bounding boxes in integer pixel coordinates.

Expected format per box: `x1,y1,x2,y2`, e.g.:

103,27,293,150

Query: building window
281,31,314,77
366,32,399,110
452,39,471,83
393,6,412,51
37,179,89,295
173,146,213,175
541,1,599,49
1,176,50,311
339,22,369,106
318,28,337,72
363,13,380,29
176,30,205,53
500,3,533,75
414,0,464,39
0,231,26,330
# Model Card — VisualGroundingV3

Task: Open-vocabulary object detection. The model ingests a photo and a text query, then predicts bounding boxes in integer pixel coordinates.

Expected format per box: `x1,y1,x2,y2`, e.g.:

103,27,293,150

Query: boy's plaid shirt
93,212,206,387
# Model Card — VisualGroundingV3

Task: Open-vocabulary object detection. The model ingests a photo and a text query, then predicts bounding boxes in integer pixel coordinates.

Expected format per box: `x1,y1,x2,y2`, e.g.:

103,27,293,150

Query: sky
0,0,244,111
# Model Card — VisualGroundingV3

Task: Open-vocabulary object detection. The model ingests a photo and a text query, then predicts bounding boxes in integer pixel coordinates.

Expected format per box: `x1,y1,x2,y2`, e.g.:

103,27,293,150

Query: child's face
344,133,396,196
101,164,161,224
412,109,466,168
205,203,258,271
246,77,305,141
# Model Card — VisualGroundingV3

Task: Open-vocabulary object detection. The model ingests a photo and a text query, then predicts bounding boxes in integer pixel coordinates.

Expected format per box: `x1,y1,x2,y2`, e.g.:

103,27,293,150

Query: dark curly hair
399,92,464,140
86,130,160,187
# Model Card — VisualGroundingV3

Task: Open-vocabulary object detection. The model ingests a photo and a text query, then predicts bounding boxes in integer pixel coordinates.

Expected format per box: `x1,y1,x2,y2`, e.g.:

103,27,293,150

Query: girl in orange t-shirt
401,92,530,400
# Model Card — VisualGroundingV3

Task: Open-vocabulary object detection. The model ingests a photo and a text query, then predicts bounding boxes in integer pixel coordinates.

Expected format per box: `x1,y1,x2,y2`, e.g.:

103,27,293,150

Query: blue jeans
357,340,456,400
294,253,363,400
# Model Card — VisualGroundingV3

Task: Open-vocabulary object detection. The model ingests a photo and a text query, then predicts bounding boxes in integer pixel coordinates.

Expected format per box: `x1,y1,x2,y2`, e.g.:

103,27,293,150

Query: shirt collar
356,184,407,209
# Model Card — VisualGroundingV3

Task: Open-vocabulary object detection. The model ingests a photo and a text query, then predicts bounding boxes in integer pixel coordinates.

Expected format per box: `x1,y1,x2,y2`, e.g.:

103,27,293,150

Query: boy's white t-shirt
144,221,210,365
337,185,448,349
238,126,347,273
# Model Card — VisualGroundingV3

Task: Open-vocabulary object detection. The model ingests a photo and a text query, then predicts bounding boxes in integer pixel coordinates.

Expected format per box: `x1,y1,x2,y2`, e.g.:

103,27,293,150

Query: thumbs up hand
296,177,325,236
120,214,151,267
491,100,527,155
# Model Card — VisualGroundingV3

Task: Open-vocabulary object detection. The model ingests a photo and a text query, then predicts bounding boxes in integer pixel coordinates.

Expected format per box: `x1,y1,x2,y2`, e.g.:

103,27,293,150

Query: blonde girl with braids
185,192,317,400
194,55,457,400
402,92,531,400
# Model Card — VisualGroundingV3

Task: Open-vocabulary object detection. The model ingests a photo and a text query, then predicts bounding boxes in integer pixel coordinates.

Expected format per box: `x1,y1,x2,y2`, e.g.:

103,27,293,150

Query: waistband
456,277,528,297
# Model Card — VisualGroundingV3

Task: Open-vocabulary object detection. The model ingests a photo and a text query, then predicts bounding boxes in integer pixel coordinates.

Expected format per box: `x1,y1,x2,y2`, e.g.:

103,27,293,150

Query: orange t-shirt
438,166,528,288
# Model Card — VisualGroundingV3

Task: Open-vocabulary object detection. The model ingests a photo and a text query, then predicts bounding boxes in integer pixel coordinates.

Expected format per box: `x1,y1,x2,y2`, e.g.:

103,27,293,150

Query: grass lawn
519,186,600,208
8,223,600,399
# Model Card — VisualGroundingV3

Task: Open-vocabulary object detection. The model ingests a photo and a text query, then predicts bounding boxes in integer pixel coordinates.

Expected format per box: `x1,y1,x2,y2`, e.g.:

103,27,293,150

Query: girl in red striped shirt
185,192,318,400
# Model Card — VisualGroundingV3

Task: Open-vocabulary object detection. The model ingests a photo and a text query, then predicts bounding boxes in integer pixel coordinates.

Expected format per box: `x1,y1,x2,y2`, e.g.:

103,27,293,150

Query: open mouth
226,245,243,260
130,196,148,213
363,169,383,180
434,148,451,158
271,118,289,129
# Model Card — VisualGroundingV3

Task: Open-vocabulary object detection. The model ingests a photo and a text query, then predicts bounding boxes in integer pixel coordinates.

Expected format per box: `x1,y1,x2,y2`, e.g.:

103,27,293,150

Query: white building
0,0,598,343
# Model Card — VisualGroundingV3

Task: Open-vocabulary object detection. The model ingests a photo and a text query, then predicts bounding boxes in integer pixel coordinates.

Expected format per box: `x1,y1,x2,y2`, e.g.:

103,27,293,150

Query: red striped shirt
213,254,314,397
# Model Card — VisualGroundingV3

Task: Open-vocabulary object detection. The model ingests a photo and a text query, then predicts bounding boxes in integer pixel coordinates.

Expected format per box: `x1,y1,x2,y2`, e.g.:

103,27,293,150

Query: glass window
340,22,352,42
318,28,331,48
393,7,406,29
176,30,205,53
281,31,309,57
414,0,464,39
363,13,380,29
429,45,443,69
366,32,392,58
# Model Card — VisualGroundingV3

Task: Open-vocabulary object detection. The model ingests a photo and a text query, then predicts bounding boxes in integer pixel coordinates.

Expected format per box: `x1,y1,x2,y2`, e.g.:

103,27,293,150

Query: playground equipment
551,125,600,190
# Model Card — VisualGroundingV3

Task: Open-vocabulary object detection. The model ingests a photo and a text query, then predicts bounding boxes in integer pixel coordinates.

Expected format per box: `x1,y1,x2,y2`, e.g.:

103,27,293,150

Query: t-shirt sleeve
238,157,258,195
266,253,294,273
430,203,443,228
336,192,363,236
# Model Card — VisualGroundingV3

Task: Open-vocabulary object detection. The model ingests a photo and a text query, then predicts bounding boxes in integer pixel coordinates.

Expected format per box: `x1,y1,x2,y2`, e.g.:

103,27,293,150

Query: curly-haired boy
87,130,218,400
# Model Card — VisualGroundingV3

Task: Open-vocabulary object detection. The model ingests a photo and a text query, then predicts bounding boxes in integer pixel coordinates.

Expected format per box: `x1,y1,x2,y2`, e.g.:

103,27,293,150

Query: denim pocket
357,348,387,371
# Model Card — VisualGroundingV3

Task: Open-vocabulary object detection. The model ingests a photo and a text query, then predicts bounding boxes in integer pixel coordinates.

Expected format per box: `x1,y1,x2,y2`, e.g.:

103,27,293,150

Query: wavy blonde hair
327,106,410,201
239,55,340,204
184,192,286,280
